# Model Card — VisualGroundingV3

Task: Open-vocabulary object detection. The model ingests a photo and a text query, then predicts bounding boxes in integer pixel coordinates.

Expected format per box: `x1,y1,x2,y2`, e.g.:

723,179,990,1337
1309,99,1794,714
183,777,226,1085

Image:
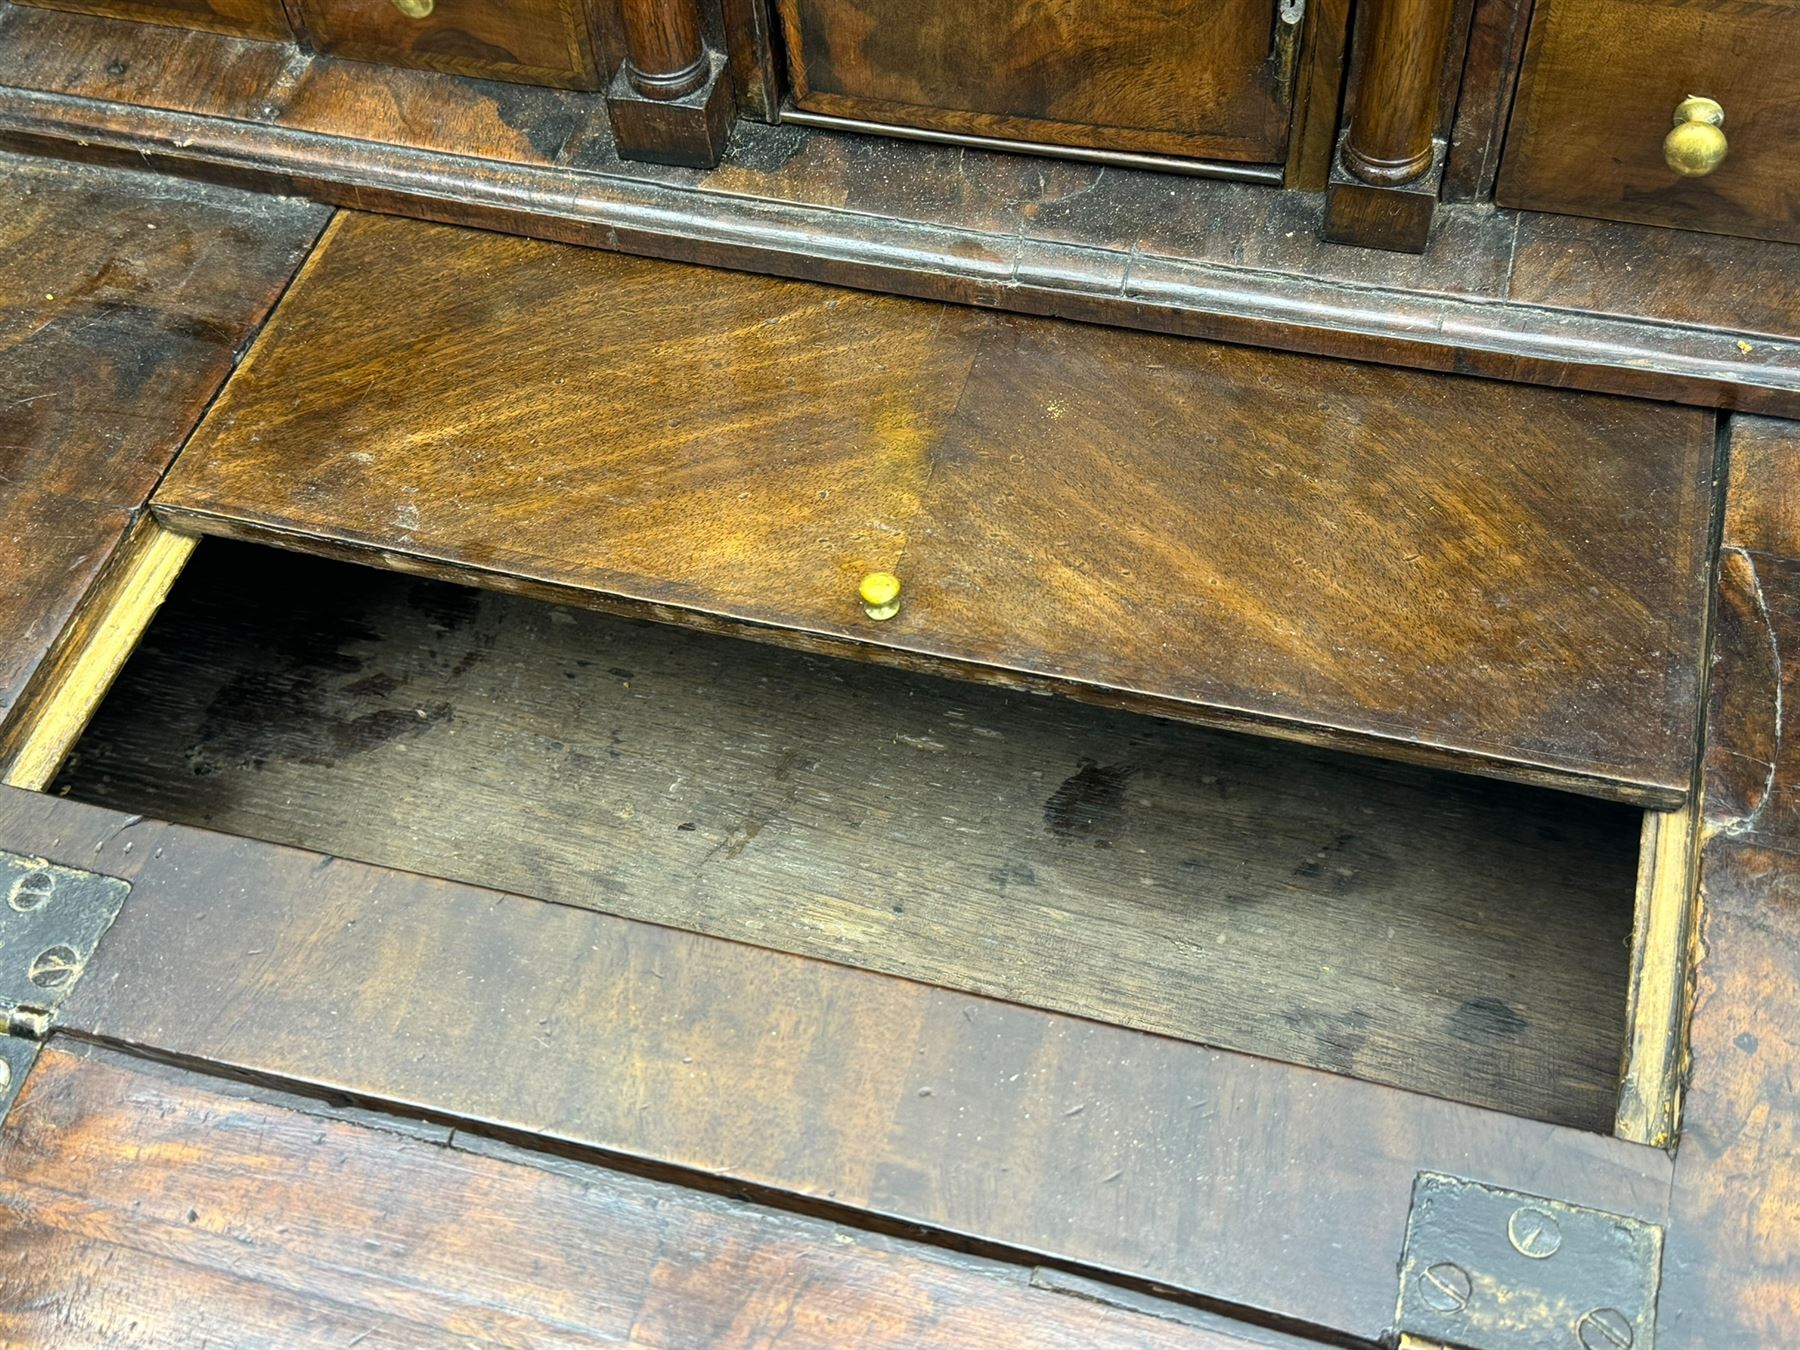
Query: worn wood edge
1615,416,1727,1146
3,90,1799,416
1284,0,1351,191
10,1040,1336,1350
0,521,197,791
148,499,1691,809
1616,801,1704,1146
2,785,1672,1342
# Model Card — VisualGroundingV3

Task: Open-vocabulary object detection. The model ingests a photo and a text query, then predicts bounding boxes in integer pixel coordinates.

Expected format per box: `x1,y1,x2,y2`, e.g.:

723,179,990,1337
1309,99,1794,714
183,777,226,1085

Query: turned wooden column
620,0,708,99
1321,0,1459,252
606,0,735,167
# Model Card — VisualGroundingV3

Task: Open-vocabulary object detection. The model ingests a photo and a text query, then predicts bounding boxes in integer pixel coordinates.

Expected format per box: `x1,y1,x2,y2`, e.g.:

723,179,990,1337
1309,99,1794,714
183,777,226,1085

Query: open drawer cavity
54,538,1645,1134
11,210,1721,1142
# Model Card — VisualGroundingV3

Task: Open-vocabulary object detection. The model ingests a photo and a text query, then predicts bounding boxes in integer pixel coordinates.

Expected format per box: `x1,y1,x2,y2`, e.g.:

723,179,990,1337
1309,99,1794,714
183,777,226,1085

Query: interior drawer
56,537,1643,1132
1500,0,1800,243
150,212,1721,809
774,0,1295,164
13,0,290,40
290,0,602,90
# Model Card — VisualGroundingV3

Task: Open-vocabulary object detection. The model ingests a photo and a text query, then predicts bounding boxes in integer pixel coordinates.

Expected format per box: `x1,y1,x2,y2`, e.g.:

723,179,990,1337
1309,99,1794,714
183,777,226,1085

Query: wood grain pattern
57,540,1641,1128
0,786,1672,1343
776,0,1289,163
0,4,296,122
0,520,194,789
619,0,705,94
1655,412,1800,1346
1617,801,1703,1146
292,0,601,90
14,0,289,40
1500,0,1800,242
0,151,327,745
1509,211,1800,345
1441,0,1531,201
2,7,1799,415
1337,0,1457,184
153,210,1720,805
0,1045,1315,1349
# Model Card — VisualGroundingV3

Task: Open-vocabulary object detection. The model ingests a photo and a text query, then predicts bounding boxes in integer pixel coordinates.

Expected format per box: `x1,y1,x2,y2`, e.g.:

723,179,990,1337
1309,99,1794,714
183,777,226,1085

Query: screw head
28,945,80,990
1417,1261,1472,1314
7,869,55,913
1508,1205,1563,1259
1577,1307,1634,1349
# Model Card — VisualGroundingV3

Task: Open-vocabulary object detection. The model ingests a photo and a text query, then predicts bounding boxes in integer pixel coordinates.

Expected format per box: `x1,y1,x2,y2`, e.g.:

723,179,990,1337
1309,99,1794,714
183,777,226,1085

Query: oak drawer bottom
55,541,1642,1131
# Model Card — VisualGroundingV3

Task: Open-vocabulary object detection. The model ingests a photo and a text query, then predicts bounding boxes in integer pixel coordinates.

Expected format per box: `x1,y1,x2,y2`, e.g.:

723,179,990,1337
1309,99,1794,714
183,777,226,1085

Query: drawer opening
50,539,1648,1134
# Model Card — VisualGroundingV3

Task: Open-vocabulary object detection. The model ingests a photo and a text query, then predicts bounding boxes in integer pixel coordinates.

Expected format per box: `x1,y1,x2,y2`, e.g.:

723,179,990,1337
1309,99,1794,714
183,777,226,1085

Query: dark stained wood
721,0,780,122
619,0,705,96
152,210,1720,806
0,152,327,742
1320,156,1439,253
0,4,294,121
58,540,1642,1129
1697,419,1800,856
1284,0,1350,190
277,53,589,165
1509,212,1800,345
14,0,288,39
1441,0,1530,201
1500,0,1800,243
0,786,1672,1343
0,1045,1317,1350
2,5,1798,415
1322,0,1460,250
1337,0,1456,185
1723,416,1800,563
776,0,1290,164
1659,414,1800,1345
606,0,735,169
291,0,602,90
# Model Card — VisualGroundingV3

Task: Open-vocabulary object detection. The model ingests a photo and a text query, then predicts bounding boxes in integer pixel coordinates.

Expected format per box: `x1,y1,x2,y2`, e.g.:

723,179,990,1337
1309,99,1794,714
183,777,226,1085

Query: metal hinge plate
1396,1173,1663,1350
0,848,131,1122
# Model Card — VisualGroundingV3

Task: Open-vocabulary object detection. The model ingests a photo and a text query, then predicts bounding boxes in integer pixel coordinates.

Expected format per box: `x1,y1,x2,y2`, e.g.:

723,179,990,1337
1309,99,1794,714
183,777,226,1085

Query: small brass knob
390,0,434,16
1664,95,1727,177
858,571,901,621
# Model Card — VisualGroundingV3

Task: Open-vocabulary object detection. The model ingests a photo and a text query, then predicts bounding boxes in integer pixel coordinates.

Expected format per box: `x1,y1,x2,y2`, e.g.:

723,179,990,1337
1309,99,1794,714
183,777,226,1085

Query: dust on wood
57,541,1642,1129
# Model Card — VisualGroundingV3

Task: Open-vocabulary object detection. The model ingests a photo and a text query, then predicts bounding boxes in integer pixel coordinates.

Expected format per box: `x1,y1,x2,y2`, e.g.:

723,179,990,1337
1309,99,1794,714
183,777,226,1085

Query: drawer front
1499,0,1800,243
153,213,1721,807
775,0,1292,163
14,0,290,40
293,0,601,90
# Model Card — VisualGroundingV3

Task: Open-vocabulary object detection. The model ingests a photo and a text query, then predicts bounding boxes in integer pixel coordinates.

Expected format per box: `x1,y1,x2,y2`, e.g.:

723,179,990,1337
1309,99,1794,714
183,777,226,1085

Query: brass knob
858,571,901,621
390,0,434,16
1664,95,1727,177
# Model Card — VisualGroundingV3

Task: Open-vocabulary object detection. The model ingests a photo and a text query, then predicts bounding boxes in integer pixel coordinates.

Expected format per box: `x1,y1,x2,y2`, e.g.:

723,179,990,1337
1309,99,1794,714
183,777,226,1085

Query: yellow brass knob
858,571,901,621
390,0,434,16
1664,96,1727,177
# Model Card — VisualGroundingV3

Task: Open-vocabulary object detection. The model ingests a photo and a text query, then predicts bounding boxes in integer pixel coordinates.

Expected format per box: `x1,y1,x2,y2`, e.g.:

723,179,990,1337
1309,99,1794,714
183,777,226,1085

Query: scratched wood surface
153,210,1719,806
0,152,327,742
1658,415,1800,1345
0,1045,1320,1349
290,0,602,90
2,6,1798,415
777,0,1288,162
0,786,1672,1343
15,0,289,40
55,540,1641,1128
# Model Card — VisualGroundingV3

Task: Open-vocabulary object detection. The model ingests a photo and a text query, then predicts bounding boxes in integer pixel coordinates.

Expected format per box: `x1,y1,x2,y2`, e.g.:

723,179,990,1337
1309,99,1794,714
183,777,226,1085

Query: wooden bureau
0,0,1797,1340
